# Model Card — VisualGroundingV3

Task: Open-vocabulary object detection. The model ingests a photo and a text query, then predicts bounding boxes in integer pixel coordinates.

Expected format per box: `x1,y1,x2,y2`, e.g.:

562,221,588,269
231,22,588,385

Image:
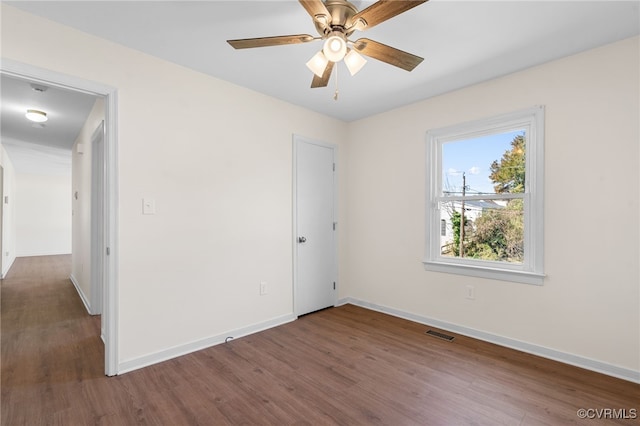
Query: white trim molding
118,313,297,375
15,251,72,258
337,297,640,384
69,273,93,315
1,256,16,279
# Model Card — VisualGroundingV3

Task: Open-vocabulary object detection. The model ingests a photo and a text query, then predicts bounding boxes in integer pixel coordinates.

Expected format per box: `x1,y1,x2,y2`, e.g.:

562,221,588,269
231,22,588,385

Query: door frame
0,166,3,277
0,59,119,376
90,121,105,317
292,134,338,316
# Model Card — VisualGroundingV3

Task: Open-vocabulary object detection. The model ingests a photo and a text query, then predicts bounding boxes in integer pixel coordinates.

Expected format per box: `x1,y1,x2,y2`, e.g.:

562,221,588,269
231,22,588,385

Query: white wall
71,98,105,312
0,145,17,276
15,173,71,257
0,4,348,368
343,37,639,375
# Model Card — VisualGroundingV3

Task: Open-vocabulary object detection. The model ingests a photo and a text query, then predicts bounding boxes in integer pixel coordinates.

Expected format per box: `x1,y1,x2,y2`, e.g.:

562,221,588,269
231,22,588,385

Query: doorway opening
0,59,119,376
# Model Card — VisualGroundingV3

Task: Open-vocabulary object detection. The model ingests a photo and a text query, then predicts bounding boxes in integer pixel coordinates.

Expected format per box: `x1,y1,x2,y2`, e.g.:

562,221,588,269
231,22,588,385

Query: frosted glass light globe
322,33,347,62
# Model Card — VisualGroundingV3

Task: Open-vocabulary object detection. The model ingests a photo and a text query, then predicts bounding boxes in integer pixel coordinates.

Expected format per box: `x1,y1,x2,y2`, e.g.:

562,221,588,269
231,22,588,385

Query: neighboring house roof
465,199,504,210
445,199,504,211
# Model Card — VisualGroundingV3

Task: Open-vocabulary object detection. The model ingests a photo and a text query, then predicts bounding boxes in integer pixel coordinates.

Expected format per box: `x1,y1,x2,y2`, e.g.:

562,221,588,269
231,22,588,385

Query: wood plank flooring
2,255,638,425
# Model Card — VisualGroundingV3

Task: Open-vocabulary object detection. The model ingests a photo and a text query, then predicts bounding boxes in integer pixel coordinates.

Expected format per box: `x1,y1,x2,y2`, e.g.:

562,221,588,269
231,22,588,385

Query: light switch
143,198,156,215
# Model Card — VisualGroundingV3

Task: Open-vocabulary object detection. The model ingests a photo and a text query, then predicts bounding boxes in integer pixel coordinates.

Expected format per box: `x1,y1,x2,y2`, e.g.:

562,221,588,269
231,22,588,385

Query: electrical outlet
260,281,268,295
465,285,475,300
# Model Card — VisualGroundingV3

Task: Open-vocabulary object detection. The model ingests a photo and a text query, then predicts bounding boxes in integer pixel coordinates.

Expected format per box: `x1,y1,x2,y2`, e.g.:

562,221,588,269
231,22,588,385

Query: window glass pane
439,198,524,263
442,130,526,197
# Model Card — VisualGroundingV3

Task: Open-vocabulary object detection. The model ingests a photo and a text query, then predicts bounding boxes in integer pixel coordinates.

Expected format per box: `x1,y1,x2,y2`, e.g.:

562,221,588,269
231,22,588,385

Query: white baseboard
1,255,15,279
337,297,640,384
17,251,72,257
69,273,93,315
118,313,297,375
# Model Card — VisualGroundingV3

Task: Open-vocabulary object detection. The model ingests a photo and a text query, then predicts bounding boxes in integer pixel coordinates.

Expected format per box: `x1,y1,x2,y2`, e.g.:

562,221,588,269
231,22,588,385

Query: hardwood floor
2,256,638,425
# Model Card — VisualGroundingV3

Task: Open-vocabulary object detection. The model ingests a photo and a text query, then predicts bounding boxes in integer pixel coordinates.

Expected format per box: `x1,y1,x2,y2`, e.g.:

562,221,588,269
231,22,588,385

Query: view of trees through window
440,131,526,263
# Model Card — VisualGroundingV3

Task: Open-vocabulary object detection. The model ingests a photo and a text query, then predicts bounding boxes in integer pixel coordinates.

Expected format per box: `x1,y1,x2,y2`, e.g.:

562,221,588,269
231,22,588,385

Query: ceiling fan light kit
227,0,427,95
306,51,329,78
344,49,367,76
322,31,348,62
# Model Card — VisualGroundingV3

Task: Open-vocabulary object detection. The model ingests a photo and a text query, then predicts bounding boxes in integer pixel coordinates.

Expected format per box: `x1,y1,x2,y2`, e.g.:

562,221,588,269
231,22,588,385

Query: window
424,107,544,285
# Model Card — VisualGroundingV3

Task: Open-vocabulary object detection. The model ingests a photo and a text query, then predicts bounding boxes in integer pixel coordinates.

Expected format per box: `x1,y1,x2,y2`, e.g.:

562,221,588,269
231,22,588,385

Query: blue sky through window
442,129,525,195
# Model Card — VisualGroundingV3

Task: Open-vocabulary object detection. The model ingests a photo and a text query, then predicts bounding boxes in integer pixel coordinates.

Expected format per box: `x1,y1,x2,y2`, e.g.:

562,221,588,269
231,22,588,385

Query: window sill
423,260,545,285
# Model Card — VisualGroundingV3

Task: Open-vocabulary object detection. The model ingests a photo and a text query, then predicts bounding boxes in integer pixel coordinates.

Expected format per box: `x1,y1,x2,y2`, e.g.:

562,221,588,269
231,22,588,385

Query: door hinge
333,282,336,290
333,163,335,171
333,222,336,231
106,247,110,255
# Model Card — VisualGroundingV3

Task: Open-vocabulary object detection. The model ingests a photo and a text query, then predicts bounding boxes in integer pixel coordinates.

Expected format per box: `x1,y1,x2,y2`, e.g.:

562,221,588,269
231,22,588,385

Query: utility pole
460,172,466,258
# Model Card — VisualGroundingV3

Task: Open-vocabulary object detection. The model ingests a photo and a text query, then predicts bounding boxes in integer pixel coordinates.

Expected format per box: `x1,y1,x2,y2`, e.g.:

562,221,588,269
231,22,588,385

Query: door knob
298,236,307,243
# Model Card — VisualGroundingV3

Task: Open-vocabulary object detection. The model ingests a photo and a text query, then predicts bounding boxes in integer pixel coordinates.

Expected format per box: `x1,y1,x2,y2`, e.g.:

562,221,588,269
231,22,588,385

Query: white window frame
424,106,545,285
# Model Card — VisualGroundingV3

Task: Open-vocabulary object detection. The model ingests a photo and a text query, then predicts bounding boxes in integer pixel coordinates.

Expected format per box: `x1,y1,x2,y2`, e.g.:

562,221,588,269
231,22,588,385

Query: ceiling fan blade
227,34,315,49
311,61,334,88
299,0,332,28
352,38,423,71
349,0,428,31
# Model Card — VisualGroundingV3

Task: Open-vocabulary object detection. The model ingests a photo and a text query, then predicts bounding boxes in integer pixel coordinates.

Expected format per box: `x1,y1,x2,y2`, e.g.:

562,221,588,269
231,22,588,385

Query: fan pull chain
333,63,339,101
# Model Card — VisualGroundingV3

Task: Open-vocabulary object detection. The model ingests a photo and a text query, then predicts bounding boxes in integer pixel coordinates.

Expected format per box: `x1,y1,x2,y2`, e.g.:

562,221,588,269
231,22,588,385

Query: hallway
1,255,103,423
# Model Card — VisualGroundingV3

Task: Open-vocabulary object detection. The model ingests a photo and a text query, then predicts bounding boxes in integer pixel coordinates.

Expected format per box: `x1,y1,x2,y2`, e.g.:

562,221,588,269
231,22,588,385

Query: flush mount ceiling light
25,109,48,123
227,0,426,94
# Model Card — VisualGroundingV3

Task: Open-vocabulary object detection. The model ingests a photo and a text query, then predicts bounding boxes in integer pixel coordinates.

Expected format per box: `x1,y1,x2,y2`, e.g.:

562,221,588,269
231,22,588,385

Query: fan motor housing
314,0,358,36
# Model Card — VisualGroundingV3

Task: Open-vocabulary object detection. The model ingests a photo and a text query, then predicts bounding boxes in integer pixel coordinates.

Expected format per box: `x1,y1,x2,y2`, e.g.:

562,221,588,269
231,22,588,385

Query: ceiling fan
227,0,428,89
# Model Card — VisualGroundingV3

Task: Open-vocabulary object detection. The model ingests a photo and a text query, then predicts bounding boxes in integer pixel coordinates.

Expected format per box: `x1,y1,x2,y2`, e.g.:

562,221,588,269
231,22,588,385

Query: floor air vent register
425,330,455,342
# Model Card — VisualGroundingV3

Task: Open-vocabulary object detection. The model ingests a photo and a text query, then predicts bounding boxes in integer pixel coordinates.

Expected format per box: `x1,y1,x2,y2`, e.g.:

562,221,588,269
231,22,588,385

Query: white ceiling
1,0,639,172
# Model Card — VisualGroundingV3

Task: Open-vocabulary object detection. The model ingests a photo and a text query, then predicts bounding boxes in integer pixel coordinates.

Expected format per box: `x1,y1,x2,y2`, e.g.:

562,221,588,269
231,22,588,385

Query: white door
294,136,336,316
